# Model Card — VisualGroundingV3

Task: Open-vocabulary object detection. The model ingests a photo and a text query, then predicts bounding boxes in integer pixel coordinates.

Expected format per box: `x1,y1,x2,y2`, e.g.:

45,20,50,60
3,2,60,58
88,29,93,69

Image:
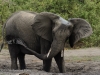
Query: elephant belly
19,30,41,52
6,28,41,54
22,36,41,54
6,36,41,54
20,45,41,55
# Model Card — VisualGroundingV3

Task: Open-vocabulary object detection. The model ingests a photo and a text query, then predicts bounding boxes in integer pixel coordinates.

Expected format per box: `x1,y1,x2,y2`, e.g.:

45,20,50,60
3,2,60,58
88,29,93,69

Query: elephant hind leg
54,51,66,73
18,52,26,70
8,44,20,70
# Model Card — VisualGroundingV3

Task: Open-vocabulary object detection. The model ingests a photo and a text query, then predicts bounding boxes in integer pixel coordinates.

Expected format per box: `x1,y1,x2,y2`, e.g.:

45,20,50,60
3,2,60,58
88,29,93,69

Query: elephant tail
0,23,6,52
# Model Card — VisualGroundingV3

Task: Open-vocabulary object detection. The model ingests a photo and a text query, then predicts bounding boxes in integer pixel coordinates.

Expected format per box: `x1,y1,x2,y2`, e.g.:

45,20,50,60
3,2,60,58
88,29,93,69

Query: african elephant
1,11,92,73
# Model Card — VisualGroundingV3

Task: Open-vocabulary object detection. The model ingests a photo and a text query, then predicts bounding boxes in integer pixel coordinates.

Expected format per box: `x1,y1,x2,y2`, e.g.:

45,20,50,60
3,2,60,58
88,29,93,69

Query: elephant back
5,11,40,50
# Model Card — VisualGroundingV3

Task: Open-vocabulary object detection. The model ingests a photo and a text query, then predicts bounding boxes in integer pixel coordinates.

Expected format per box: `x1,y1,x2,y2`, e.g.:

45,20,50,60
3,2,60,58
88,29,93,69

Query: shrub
0,0,100,47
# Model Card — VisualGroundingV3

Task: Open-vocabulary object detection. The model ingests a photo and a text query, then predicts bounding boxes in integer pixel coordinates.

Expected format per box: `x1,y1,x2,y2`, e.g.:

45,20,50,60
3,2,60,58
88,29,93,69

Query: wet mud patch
0,48,100,75
0,58,100,75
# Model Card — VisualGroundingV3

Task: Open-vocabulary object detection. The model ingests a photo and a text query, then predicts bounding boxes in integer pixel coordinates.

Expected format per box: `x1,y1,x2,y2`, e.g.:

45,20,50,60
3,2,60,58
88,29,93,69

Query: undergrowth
0,0,100,48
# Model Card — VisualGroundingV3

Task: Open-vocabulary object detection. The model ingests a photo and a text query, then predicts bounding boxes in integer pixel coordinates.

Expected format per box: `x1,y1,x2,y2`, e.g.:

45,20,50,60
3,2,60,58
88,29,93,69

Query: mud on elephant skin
0,11,92,73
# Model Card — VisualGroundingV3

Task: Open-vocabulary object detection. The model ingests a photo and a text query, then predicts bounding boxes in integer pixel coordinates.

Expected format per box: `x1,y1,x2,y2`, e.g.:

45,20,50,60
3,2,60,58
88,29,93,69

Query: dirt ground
0,47,100,75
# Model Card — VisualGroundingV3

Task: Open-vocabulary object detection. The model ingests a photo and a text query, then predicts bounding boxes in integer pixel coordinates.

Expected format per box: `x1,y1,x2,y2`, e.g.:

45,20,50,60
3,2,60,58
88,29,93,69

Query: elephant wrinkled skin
1,11,92,73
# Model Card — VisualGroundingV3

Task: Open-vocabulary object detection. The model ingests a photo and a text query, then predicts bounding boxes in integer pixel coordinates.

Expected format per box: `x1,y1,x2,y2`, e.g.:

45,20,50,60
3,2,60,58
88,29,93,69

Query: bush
0,0,100,47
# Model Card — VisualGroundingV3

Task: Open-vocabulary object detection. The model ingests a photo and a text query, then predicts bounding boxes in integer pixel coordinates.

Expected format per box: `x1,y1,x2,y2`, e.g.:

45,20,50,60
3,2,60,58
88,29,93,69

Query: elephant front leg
43,59,52,72
41,49,52,72
40,38,52,72
54,50,66,73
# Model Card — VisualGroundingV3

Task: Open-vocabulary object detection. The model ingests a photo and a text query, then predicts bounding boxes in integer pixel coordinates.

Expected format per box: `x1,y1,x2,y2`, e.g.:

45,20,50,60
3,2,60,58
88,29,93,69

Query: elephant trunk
45,41,64,59
26,42,64,60
34,40,65,60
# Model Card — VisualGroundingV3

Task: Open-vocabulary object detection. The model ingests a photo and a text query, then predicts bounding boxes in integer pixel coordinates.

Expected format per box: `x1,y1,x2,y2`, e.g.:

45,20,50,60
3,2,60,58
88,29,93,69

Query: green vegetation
0,0,100,47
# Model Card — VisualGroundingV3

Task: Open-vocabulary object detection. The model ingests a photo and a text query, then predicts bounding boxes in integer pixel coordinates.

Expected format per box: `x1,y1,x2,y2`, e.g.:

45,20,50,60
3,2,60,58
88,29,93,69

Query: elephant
1,11,92,73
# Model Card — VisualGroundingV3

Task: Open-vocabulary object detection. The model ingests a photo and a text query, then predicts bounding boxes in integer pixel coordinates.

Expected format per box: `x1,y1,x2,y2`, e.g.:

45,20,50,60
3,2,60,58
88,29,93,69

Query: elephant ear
31,12,59,42
68,18,92,47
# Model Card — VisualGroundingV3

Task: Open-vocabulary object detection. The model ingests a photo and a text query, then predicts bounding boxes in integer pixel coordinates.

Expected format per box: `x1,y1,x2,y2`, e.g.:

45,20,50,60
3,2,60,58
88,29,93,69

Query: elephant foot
20,66,26,70
11,64,18,70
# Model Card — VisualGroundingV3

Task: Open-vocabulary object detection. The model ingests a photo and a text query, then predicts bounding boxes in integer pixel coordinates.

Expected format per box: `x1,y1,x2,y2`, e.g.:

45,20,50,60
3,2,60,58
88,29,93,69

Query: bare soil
0,47,100,75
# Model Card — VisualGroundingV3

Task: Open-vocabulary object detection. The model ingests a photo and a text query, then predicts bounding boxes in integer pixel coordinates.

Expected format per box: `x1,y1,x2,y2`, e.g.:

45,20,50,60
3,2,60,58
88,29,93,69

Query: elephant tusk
47,48,51,58
61,49,64,57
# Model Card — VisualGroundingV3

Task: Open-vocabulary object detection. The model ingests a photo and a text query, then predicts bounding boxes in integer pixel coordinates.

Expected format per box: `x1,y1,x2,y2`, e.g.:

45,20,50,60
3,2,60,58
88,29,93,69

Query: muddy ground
0,47,100,75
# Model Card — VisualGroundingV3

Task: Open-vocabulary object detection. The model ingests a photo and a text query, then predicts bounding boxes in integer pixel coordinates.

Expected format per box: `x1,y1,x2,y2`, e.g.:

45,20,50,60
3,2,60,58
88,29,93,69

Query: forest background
0,0,100,48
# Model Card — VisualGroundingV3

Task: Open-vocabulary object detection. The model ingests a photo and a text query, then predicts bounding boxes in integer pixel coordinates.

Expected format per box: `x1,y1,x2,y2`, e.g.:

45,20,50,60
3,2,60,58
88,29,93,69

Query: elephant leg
18,52,26,70
8,44,19,70
41,49,52,72
54,50,66,73
40,38,52,72
42,59,52,72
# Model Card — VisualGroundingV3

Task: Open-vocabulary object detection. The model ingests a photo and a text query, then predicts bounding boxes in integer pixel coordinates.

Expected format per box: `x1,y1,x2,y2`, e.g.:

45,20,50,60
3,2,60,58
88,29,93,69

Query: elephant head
31,12,92,60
